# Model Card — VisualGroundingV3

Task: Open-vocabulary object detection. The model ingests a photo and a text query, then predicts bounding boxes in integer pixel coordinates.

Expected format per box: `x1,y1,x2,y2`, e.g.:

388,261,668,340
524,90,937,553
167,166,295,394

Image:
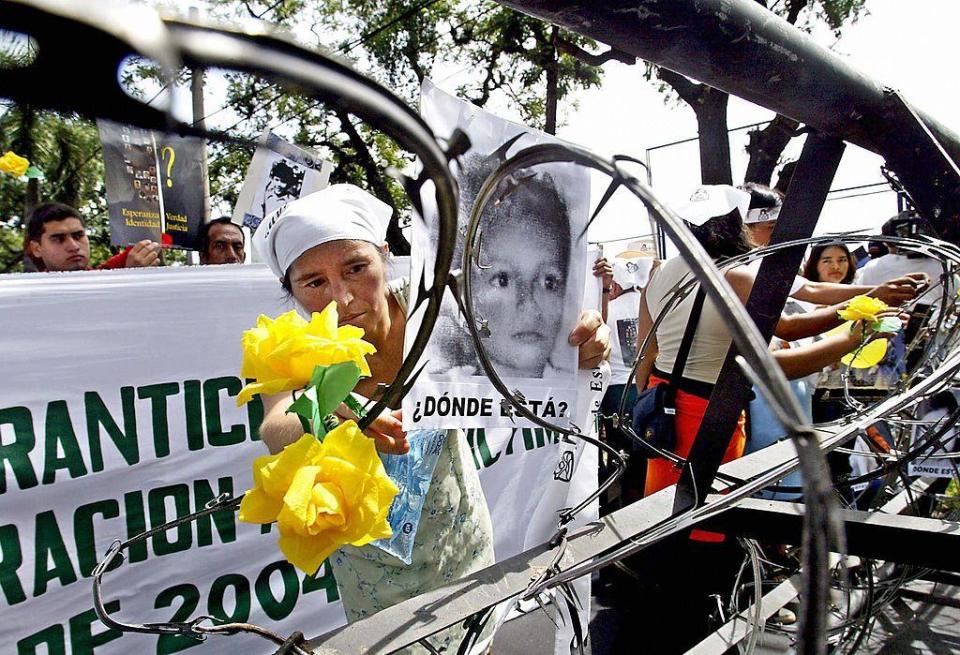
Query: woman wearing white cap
635,184,902,497
629,184,904,653
252,183,609,649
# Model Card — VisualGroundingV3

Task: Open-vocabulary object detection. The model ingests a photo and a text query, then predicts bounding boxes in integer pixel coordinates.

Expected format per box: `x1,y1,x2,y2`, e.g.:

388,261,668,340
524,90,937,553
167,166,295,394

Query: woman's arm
635,287,658,393
259,392,305,455
773,329,861,380
792,274,927,306
773,303,846,341
258,392,409,455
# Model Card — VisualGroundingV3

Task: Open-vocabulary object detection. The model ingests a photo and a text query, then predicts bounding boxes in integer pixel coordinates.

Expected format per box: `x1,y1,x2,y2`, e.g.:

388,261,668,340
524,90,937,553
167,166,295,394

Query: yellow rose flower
239,422,398,574
837,295,889,323
236,302,376,405
0,151,29,177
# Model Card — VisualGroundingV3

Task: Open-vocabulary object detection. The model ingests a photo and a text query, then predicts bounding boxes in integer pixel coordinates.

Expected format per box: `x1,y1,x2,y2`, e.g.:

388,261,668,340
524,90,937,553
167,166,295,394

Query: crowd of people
591,183,940,652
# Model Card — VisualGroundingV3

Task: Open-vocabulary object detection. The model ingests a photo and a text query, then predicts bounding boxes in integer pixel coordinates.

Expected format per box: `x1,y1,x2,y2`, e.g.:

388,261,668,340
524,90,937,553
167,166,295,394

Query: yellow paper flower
0,151,29,177
239,422,398,574
827,321,889,368
837,295,889,323
236,302,376,405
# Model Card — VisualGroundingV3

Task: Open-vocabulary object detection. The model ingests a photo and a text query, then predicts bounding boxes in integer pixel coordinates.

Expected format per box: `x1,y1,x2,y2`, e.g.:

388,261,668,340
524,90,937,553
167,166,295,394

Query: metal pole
188,5,210,268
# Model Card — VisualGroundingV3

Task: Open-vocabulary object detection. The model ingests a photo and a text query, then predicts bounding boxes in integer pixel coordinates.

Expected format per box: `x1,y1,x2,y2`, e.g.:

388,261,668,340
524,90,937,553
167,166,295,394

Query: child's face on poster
473,197,568,377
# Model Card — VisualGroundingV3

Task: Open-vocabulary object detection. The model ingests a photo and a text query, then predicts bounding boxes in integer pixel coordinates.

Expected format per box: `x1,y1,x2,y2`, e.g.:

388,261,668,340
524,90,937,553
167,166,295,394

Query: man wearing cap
598,253,655,509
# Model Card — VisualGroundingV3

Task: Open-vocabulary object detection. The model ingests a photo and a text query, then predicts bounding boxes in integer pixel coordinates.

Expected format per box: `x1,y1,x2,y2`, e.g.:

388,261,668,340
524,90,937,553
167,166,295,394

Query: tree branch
785,0,805,25
334,109,409,255
656,67,705,107
555,36,635,67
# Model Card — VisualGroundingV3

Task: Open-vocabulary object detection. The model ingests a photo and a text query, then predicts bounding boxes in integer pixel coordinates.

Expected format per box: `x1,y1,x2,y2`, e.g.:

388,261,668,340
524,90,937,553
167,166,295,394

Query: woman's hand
569,309,611,369
848,309,909,343
593,257,614,288
337,405,409,455
867,274,928,305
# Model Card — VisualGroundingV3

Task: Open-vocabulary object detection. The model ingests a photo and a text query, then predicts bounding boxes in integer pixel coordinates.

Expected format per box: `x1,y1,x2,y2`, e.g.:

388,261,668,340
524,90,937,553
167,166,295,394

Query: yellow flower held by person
837,295,889,323
0,151,29,177
236,302,376,405
239,422,399,574
826,321,888,368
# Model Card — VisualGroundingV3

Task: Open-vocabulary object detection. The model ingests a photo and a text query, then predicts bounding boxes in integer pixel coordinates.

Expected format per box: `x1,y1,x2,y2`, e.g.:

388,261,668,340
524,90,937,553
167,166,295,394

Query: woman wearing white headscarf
252,183,610,651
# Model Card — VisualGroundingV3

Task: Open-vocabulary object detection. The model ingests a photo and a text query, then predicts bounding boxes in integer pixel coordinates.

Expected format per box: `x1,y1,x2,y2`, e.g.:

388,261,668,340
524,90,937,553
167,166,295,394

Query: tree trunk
544,26,559,135
693,88,732,185
744,114,800,185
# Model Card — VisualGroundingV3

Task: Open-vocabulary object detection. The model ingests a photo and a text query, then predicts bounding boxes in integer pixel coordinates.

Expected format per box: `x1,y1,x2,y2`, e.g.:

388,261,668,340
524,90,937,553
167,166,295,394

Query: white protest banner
403,79,592,432
232,132,333,235
0,263,597,654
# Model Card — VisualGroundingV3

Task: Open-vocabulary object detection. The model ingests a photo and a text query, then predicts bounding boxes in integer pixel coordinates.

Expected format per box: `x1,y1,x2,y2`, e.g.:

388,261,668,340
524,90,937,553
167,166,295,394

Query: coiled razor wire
4,3,958,653
0,3,465,649
618,232,960,480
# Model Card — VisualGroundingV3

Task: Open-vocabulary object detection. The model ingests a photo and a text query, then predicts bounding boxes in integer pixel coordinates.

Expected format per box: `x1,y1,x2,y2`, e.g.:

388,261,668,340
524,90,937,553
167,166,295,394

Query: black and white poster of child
232,132,332,234
403,80,590,431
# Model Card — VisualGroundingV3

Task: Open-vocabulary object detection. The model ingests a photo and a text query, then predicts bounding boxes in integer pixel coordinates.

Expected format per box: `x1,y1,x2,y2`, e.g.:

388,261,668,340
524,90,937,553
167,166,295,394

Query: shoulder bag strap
664,287,707,408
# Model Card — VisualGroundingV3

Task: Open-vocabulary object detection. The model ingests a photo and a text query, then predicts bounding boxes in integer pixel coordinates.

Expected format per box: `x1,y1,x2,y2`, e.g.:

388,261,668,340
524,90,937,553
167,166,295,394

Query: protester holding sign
249,182,609,651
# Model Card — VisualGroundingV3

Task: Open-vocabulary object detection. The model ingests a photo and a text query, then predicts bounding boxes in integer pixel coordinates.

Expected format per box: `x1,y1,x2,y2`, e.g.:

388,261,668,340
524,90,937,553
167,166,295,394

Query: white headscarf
672,184,751,227
253,184,393,278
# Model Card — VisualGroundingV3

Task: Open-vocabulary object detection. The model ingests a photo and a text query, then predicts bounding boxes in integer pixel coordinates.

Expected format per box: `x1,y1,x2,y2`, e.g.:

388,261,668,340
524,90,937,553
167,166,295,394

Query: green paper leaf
343,395,368,420
287,388,317,421
309,362,362,418
872,316,903,334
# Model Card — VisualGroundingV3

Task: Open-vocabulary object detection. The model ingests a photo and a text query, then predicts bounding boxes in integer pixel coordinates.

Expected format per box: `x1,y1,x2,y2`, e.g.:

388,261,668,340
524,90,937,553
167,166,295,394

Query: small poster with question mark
98,120,207,249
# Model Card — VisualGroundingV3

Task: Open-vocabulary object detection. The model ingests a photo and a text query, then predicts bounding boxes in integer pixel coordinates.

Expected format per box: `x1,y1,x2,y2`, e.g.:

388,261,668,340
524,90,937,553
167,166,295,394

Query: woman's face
287,239,394,349
816,246,851,283
746,220,777,248
473,218,567,377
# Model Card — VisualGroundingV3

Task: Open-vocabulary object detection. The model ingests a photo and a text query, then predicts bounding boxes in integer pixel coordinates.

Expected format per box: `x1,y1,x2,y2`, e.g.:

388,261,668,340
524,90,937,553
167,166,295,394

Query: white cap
744,205,782,225
253,184,392,278
673,185,751,227
612,257,654,290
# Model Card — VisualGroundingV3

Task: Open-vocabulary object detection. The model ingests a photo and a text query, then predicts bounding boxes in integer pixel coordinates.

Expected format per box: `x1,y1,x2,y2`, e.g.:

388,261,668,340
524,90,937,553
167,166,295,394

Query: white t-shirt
607,290,642,386
856,254,944,305
745,259,805,297
644,257,734,385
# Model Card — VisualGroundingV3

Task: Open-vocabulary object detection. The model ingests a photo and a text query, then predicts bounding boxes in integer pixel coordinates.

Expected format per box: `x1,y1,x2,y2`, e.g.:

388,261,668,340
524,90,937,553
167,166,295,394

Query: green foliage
3,0,612,266
452,7,603,131
0,105,112,273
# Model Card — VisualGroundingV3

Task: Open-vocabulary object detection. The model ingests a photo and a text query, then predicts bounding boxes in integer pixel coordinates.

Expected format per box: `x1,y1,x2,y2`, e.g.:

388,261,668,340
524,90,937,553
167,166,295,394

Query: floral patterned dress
329,278,496,653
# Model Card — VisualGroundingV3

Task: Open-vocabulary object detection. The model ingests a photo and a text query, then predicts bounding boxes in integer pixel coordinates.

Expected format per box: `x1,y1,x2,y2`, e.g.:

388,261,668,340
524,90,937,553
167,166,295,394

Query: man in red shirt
25,202,160,271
